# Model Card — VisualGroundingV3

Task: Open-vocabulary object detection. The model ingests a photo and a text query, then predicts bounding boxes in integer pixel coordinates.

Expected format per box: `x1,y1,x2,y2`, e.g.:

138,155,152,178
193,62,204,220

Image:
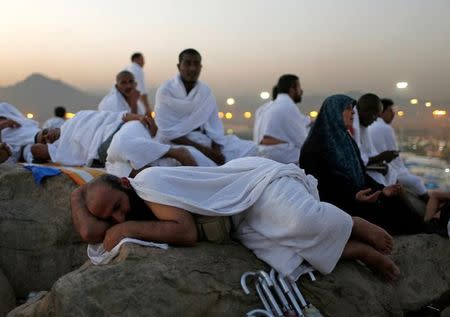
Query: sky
1,0,450,102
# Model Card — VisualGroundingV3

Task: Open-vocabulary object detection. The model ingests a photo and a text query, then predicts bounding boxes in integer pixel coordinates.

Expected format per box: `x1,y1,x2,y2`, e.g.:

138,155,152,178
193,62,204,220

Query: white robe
129,157,353,279
126,62,148,95
0,102,40,163
42,117,65,129
352,108,397,186
368,118,427,195
155,75,257,161
253,94,310,164
106,121,216,177
98,86,146,115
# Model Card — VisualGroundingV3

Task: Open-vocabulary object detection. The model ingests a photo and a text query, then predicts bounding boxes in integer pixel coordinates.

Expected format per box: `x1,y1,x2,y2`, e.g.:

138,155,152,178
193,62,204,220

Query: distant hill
0,73,101,122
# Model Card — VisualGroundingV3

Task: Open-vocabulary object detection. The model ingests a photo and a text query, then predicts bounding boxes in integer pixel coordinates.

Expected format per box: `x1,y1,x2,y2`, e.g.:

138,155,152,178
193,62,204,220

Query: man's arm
172,137,224,165
71,187,112,243
0,143,11,163
140,94,151,114
103,201,197,250
165,147,198,166
368,150,399,164
30,144,51,161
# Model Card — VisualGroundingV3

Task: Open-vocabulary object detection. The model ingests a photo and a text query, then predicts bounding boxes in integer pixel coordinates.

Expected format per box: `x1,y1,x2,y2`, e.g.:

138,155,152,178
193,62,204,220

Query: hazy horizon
1,0,450,104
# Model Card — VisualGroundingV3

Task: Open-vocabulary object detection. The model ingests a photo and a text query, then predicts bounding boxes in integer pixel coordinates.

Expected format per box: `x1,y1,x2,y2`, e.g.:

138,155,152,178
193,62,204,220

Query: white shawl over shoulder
98,86,146,115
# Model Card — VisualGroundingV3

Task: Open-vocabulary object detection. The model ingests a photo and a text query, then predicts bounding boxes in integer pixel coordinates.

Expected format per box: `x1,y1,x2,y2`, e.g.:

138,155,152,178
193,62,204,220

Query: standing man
126,52,151,115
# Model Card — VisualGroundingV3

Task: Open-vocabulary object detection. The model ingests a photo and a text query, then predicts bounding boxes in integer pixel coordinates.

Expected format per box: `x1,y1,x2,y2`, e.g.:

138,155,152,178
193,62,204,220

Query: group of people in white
1,48,448,283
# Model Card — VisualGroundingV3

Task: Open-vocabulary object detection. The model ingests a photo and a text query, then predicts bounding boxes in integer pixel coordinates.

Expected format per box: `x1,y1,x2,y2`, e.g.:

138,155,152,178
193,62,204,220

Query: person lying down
71,157,399,282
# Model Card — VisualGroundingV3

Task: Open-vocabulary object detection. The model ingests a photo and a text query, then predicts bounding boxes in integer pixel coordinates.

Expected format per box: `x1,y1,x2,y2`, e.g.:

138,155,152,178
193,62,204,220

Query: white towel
88,237,169,265
98,86,146,115
129,157,352,278
49,110,125,166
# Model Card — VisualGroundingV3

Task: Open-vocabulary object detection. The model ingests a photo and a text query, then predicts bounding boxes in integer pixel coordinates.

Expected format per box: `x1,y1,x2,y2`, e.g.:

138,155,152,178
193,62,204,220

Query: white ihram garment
126,62,148,95
98,86,146,115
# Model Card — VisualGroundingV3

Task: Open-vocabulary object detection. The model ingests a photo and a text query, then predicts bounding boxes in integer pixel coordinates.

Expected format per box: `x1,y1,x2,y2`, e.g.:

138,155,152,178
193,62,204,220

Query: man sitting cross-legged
31,110,215,175
72,157,400,282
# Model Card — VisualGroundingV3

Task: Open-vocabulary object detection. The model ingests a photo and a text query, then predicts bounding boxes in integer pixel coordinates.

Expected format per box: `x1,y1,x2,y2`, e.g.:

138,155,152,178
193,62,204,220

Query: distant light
225,112,233,120
309,111,319,118
260,91,270,100
218,111,224,119
445,168,450,173
396,82,408,89
397,111,405,117
151,111,156,118
410,98,418,105
226,98,235,106
226,128,234,135
26,113,34,119
425,101,432,108
243,111,252,119
65,112,75,119
432,110,447,117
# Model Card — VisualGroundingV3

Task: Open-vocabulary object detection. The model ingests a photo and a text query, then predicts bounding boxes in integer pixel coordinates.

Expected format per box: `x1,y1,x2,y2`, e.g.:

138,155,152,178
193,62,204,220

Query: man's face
135,56,145,67
381,106,395,124
359,103,382,127
177,53,202,83
290,80,303,104
36,128,60,144
116,73,137,97
86,183,131,224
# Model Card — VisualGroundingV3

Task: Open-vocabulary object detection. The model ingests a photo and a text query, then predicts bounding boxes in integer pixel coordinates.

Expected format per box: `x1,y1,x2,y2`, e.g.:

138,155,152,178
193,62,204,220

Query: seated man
42,106,66,129
254,75,310,164
0,102,40,163
98,70,157,136
72,157,400,282
369,98,428,198
155,48,257,165
31,110,214,173
352,94,399,186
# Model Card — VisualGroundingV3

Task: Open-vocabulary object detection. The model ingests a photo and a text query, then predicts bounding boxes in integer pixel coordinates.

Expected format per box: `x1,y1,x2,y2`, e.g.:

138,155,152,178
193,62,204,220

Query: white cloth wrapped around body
155,75,257,161
368,118,427,195
42,117,65,129
98,86,146,115
352,108,398,186
253,94,310,164
129,157,353,279
0,102,40,163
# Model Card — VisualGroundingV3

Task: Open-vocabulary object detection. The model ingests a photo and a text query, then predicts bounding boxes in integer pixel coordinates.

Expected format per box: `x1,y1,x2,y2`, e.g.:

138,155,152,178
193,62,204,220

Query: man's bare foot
352,217,393,254
362,248,400,282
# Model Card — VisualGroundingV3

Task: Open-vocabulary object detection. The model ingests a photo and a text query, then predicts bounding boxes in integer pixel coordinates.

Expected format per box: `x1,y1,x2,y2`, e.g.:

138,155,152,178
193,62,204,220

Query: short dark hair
178,48,201,63
380,98,394,112
116,70,134,82
131,52,143,62
93,174,124,192
277,74,299,94
272,85,278,100
54,106,66,118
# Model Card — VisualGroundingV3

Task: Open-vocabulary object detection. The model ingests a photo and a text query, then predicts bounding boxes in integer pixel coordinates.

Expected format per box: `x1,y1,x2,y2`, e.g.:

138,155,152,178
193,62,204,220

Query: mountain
0,73,102,121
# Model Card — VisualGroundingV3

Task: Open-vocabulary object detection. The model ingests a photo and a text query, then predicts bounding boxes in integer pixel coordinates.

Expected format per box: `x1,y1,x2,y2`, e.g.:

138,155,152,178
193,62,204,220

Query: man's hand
126,89,141,114
30,144,50,161
0,119,21,130
201,142,225,165
382,184,402,197
167,147,198,166
103,224,126,251
139,115,158,137
0,143,11,163
377,151,399,163
355,188,381,203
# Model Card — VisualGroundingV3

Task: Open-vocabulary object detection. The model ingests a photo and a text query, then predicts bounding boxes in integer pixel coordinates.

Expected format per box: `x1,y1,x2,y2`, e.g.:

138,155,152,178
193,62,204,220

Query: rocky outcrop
0,164,87,298
0,269,15,317
8,242,266,317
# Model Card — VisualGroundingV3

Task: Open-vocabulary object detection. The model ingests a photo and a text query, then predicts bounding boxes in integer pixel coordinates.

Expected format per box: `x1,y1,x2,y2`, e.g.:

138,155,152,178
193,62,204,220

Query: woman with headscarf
299,95,424,235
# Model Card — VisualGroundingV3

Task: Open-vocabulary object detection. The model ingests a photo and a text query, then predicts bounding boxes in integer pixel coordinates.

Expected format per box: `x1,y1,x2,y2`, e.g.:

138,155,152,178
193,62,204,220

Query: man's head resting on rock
35,128,61,144
83,174,138,224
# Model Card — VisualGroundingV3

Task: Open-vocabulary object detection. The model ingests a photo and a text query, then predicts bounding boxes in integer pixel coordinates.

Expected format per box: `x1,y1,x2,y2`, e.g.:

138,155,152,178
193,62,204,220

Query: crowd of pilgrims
1,48,449,281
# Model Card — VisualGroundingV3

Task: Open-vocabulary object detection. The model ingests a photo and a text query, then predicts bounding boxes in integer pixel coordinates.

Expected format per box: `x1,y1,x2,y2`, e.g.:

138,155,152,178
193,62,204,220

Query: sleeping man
72,157,400,282
31,110,216,176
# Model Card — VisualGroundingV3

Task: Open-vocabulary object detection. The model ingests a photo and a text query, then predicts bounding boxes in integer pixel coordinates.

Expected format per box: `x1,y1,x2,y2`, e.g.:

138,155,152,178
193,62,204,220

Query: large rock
8,242,266,317
0,164,87,297
0,269,15,317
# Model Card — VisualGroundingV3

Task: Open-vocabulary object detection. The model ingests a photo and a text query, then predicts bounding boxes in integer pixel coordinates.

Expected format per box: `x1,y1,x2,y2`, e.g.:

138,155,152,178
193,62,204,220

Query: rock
8,242,266,317
0,269,15,317
299,234,450,317
0,164,88,298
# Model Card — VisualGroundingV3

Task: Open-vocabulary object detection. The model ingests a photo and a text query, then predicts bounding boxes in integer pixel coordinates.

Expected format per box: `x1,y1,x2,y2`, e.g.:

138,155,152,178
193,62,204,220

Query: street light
410,98,418,105
226,98,235,106
397,111,405,117
260,91,270,100
65,112,76,119
26,113,34,119
225,112,233,119
309,111,318,118
396,82,408,89
218,111,224,119
425,102,432,108
243,111,252,119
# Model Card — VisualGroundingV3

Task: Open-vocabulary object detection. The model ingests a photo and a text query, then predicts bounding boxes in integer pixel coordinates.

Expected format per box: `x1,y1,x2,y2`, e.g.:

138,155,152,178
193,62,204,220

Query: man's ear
120,177,131,189
177,63,180,71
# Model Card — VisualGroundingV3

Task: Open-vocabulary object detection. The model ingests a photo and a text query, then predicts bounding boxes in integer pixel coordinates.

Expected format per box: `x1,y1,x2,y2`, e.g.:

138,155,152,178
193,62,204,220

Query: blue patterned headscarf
300,94,366,189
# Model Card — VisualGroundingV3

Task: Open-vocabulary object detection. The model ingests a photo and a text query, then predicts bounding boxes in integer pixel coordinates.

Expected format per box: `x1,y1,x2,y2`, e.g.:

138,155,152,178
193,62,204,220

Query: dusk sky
1,0,450,102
